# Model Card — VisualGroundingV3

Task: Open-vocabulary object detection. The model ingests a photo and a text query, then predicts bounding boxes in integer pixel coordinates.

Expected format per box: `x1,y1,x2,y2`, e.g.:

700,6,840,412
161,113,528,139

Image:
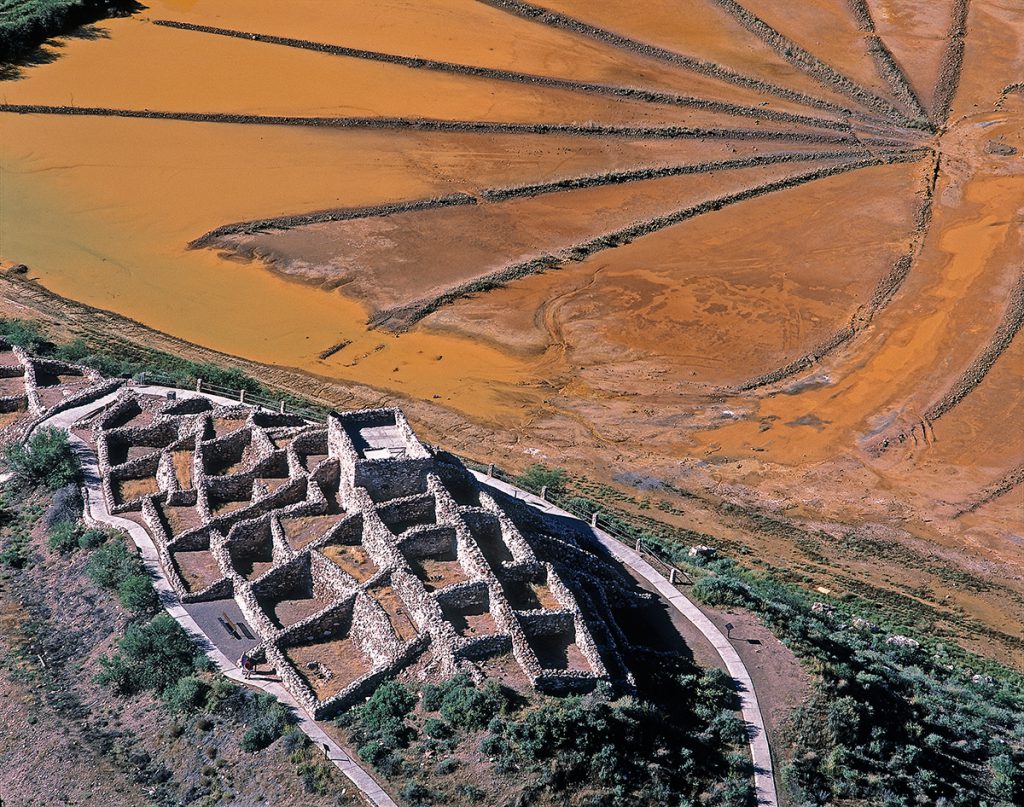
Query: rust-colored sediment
1,0,1022,665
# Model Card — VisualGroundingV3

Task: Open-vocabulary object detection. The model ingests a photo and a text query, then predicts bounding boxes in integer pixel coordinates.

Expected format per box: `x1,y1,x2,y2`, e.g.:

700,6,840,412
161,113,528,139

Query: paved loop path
33,388,398,807
470,471,779,807
30,385,776,806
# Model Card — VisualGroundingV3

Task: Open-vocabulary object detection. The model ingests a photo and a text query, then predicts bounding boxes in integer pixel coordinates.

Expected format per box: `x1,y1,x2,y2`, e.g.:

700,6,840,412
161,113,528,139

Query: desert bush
117,572,158,614
423,717,452,739
77,527,107,550
514,464,567,495
5,428,80,491
0,318,49,352
349,681,417,765
96,613,205,695
86,538,142,588
46,518,80,553
44,483,82,529
162,674,210,713
694,560,1024,806
399,782,436,806
239,692,293,752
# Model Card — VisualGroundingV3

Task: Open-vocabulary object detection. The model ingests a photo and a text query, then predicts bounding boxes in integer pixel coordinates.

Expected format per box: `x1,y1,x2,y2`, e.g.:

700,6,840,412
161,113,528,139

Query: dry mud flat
1,0,1022,664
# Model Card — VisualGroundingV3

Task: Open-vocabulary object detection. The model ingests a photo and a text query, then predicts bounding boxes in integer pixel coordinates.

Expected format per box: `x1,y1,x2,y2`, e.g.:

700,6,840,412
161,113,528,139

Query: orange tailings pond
2,0,1023,662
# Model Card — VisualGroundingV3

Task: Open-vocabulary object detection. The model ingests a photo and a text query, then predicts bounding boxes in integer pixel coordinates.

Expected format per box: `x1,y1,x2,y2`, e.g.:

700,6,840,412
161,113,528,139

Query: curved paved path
31,383,776,806
33,390,398,807
470,471,779,807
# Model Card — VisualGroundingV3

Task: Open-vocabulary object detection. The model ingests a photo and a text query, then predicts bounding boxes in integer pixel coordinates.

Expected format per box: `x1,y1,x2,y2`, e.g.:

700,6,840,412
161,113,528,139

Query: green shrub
117,573,158,614
0,318,49,352
423,717,452,739
87,538,142,589
162,675,209,713
46,519,79,553
435,757,459,776
240,692,292,752
95,613,204,695
348,680,416,758
399,782,436,806
5,428,80,491
514,464,567,495
422,675,511,731
78,527,107,550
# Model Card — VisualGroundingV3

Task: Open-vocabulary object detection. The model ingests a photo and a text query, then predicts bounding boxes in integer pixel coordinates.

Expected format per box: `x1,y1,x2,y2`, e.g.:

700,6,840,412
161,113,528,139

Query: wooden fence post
239,389,246,404
591,512,599,528
279,399,286,414
195,378,203,393
487,463,494,478
540,486,548,501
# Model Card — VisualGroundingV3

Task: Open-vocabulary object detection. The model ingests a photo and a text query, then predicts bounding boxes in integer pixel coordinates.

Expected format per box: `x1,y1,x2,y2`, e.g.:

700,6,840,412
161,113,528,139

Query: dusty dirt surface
1,0,1022,671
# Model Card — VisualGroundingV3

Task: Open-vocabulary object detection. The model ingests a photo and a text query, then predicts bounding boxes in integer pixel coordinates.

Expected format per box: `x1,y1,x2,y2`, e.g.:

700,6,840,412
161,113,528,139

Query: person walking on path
238,652,255,679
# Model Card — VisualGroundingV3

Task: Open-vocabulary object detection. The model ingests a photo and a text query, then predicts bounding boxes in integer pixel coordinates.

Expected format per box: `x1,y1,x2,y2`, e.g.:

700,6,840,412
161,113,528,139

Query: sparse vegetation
514,463,568,495
692,560,1024,806
337,671,752,805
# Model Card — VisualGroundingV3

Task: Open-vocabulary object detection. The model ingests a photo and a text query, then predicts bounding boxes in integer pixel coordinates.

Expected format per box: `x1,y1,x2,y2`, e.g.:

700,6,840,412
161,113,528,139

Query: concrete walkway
32,392,398,807
471,471,779,807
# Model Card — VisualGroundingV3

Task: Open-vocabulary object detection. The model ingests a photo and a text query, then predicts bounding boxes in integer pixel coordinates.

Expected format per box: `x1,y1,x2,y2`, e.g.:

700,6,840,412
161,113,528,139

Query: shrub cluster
342,681,418,775
514,464,568,495
95,613,208,695
420,674,513,730
0,493,40,568
5,427,80,491
86,538,157,613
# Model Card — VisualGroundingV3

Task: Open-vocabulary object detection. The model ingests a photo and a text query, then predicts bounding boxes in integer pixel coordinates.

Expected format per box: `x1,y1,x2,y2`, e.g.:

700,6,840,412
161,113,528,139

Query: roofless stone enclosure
85,387,674,719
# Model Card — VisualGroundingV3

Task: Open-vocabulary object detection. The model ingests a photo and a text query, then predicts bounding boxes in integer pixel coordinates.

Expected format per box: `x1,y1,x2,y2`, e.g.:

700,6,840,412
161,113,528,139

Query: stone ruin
0,338,122,441
77,386,675,719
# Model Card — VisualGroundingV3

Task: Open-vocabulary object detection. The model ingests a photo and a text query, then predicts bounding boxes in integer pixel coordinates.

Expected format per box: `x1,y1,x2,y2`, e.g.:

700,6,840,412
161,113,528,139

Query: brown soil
286,637,372,700
440,599,498,637
171,547,222,592
371,585,420,642
171,449,193,488
113,476,160,503
320,543,378,583
406,551,469,592
0,375,26,395
159,502,201,536
279,514,336,551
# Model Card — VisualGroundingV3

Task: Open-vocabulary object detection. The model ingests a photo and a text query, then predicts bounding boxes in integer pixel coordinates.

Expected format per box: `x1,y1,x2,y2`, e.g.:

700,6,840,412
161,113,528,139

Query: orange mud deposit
1,0,1022,663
